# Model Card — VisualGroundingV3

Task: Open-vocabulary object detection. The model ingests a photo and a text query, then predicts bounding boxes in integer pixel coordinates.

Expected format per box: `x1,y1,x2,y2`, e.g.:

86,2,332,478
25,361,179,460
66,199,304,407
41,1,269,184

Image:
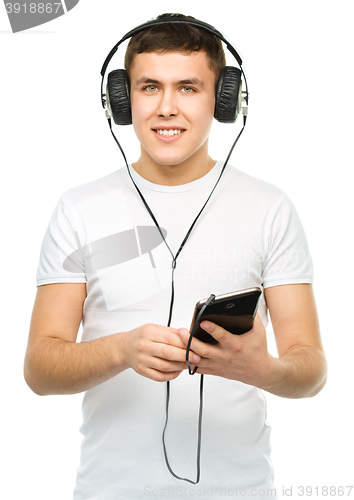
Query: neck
132,148,216,186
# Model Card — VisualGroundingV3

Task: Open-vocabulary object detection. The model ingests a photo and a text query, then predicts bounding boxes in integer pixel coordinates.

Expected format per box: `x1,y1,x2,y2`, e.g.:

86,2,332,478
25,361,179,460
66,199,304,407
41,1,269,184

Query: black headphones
100,15,248,126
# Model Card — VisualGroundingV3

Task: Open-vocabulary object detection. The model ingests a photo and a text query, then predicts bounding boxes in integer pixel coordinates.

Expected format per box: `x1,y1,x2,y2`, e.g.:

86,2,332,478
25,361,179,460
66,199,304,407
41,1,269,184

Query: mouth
153,129,185,137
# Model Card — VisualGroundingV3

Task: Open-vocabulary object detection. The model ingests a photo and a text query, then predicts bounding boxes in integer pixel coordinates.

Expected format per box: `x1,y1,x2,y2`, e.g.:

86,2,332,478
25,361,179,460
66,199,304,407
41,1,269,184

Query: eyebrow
134,77,205,89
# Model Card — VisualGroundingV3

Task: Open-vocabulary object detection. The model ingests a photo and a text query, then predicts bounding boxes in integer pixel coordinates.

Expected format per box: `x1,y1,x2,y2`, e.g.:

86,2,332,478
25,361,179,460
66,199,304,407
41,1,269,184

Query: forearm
24,333,128,396
261,346,328,399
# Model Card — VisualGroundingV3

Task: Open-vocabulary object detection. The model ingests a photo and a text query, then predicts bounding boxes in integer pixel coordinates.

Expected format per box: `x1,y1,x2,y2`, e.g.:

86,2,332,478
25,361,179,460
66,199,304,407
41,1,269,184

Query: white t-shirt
36,161,313,500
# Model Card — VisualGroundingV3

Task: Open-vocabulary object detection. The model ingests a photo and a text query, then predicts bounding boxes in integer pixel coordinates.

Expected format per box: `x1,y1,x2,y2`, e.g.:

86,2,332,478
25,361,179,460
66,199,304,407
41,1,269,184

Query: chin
148,144,209,168
153,157,188,167
146,150,193,168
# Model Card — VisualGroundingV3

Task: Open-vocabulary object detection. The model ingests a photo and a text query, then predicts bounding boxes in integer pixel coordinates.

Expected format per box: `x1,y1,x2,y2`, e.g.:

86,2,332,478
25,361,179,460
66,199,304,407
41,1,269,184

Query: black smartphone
189,287,262,344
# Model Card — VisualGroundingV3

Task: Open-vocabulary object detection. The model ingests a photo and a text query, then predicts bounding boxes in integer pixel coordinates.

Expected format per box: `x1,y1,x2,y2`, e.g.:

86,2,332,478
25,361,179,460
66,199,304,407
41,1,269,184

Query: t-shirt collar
128,161,223,193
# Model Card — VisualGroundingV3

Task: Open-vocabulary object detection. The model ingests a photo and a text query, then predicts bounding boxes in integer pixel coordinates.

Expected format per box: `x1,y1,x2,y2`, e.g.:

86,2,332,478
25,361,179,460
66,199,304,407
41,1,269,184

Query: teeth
156,129,183,137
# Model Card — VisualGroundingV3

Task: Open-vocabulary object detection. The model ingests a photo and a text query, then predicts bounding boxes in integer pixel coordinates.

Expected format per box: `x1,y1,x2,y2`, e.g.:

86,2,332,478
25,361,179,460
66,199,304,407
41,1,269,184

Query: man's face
129,50,216,174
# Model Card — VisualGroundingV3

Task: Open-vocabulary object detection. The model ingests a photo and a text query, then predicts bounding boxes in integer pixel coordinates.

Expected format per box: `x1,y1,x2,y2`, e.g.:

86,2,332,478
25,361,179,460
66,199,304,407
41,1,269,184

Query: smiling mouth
154,129,185,137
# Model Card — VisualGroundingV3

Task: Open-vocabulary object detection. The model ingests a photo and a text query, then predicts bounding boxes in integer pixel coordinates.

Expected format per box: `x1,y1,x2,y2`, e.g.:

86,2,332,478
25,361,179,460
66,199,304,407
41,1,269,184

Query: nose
156,89,179,118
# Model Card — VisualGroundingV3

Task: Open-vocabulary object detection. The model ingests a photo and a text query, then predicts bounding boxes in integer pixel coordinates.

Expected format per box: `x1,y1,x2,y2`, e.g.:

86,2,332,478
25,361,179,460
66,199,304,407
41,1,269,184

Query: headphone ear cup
214,67,242,123
107,69,132,125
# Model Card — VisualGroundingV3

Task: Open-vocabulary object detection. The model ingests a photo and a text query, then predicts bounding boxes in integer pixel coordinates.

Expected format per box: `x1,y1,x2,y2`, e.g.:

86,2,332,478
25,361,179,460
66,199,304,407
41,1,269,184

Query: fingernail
201,321,210,330
178,328,186,336
193,354,201,362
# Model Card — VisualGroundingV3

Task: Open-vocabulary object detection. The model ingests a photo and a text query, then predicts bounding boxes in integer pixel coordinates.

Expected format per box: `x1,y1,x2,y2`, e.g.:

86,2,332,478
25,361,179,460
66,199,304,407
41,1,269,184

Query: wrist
106,331,130,372
258,354,285,394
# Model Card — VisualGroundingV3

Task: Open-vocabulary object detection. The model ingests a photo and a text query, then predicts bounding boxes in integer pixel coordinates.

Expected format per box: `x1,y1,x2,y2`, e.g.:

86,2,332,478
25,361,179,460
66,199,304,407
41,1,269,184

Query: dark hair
124,13,226,83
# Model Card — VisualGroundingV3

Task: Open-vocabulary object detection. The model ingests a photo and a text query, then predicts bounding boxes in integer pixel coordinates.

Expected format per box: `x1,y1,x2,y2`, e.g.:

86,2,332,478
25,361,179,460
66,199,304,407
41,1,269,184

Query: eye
145,85,158,92
181,86,194,93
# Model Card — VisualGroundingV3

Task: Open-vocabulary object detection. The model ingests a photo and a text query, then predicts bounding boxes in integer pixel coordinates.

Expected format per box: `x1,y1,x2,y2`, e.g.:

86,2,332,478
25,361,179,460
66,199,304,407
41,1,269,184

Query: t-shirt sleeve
262,192,314,288
36,195,87,287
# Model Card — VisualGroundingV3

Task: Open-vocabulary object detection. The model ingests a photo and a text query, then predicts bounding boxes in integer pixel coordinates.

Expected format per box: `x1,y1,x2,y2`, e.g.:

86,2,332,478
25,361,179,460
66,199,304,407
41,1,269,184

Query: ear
106,69,132,125
214,66,242,123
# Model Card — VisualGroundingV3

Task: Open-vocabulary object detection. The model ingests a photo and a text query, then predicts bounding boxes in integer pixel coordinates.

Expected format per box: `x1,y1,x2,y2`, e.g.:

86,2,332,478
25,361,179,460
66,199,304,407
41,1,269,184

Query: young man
24,13,327,500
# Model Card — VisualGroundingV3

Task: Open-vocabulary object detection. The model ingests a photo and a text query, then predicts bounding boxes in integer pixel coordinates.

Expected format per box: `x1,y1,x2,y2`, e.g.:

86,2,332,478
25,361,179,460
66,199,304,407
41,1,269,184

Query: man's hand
24,284,202,396
121,324,202,383
178,314,277,387
178,284,328,399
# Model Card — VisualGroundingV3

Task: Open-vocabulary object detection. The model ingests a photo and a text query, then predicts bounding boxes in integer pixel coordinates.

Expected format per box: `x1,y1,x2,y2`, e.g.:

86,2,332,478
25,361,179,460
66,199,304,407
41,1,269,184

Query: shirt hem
262,276,314,288
37,277,87,286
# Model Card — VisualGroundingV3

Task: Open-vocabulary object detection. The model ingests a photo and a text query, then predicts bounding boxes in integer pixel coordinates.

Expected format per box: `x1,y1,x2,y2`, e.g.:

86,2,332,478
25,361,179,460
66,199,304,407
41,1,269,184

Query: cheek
191,103,215,139
131,108,150,142
187,95,215,126
130,94,151,130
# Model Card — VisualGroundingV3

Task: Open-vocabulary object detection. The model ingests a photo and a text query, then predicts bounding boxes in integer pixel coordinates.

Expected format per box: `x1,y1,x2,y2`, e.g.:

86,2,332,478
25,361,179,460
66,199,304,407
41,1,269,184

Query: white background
1,1,353,498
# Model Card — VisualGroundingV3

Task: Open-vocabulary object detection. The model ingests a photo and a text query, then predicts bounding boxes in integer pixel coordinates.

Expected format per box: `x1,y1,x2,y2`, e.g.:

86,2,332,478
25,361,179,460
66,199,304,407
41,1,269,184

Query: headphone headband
100,16,246,109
